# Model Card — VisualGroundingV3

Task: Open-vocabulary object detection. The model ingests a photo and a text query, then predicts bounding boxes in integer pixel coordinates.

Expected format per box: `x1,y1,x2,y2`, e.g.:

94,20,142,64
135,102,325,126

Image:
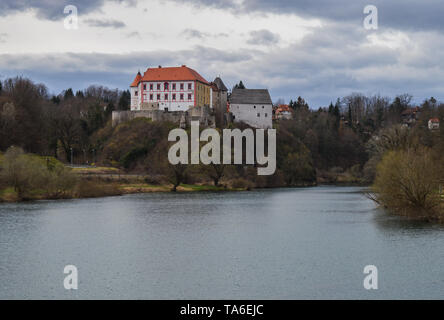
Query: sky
0,0,443,107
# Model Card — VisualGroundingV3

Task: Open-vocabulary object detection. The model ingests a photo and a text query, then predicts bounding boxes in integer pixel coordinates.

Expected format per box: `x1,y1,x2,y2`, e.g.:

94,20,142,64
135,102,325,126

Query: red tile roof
132,65,209,85
130,72,142,87
429,118,440,123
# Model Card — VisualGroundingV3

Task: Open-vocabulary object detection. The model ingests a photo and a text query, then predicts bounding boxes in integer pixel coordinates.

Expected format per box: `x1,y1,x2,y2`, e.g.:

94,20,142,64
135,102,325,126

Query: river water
0,186,443,299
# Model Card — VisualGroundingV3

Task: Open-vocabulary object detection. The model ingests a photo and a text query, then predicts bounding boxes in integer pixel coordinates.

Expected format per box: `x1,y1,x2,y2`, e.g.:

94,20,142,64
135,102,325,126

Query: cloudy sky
0,0,443,107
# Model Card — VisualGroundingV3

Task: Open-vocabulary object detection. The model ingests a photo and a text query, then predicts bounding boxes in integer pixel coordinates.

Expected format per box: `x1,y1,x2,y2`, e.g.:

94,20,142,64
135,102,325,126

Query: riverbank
0,181,247,202
0,164,371,203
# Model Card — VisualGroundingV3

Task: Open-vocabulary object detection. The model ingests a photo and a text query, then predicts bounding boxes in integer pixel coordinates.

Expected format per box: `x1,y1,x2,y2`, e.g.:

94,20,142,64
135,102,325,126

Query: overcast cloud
0,0,443,107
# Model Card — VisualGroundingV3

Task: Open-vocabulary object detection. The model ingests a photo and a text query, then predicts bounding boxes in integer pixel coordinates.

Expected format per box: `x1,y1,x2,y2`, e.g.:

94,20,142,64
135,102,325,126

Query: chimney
158,65,162,68
182,65,186,67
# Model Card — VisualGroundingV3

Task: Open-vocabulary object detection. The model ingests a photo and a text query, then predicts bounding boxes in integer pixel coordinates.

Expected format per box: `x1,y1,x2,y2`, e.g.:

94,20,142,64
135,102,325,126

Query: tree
167,164,188,192
118,90,130,110
372,147,441,220
75,90,84,98
0,146,46,198
64,88,74,100
203,163,226,186
0,146,77,199
233,81,246,90
50,102,83,162
292,96,309,110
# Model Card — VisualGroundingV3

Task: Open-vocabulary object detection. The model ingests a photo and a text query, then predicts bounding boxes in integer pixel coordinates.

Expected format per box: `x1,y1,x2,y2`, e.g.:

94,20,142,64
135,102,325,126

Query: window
157,94,160,100
150,84,153,90
164,82,169,90
165,94,168,100
262,106,264,109
135,91,138,96
188,94,192,100
265,113,268,117
172,83,176,90
257,113,260,117
180,83,184,90
143,84,146,90
180,94,184,100
157,84,161,90
150,94,153,101
254,106,256,109
188,83,192,90
172,94,176,100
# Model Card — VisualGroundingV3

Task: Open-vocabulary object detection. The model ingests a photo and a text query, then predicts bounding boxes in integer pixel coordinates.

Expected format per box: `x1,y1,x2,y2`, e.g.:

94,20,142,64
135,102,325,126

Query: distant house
274,104,292,120
229,89,273,129
401,107,421,126
428,118,440,130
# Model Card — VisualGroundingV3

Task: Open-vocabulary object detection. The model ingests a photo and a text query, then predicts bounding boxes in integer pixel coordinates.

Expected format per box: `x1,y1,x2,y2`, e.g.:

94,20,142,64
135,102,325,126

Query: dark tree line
0,77,130,162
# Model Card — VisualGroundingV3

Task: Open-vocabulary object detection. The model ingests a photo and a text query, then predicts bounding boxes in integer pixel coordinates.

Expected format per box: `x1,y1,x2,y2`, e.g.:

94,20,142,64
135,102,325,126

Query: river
0,186,443,299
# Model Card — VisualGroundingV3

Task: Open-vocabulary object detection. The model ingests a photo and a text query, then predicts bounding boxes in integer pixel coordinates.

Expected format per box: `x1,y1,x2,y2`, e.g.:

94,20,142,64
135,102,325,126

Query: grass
71,166,121,174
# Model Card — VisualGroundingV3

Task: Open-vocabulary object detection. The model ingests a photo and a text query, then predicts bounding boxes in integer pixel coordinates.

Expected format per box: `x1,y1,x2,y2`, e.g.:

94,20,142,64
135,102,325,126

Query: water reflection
0,186,443,299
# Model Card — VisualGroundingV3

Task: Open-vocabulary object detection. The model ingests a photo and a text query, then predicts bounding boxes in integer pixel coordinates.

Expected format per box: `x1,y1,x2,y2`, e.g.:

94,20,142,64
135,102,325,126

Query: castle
112,65,228,128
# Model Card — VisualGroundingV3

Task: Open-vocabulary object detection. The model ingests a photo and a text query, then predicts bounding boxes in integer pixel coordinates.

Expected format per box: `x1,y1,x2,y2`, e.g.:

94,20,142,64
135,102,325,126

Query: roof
130,72,142,87
429,118,440,123
213,77,228,91
277,104,291,112
230,88,272,105
401,107,421,115
137,65,209,85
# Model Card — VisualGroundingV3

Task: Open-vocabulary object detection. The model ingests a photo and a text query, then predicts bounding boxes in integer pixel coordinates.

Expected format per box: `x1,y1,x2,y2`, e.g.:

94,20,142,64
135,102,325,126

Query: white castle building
130,65,213,112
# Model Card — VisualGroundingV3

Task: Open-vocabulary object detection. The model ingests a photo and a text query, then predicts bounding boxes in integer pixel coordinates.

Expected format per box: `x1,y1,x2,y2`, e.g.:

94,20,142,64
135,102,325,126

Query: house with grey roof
229,88,273,129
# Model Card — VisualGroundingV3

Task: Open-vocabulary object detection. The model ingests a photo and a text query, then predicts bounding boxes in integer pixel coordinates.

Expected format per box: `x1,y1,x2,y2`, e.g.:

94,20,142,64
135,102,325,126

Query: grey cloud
0,0,134,20
127,31,141,38
181,28,207,39
1,22,444,107
247,29,280,45
0,33,7,43
181,29,230,40
84,18,126,28
167,0,444,32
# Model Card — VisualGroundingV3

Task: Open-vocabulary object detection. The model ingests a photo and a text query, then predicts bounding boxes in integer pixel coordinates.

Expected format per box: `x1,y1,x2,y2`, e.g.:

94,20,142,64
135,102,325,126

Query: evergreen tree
64,88,74,100
328,102,334,114
51,95,61,105
233,81,246,90
118,90,131,110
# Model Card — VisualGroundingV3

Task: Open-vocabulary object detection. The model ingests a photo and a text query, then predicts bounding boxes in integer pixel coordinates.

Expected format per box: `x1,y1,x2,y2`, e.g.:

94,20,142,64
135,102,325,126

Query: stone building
210,77,228,126
228,88,273,129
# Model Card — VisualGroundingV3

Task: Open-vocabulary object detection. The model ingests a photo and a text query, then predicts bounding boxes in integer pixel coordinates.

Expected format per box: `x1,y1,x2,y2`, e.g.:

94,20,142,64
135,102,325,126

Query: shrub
0,146,77,199
372,147,441,220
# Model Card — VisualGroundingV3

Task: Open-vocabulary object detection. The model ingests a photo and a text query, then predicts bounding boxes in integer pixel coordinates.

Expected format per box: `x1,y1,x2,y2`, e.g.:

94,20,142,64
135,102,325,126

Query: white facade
131,81,198,111
428,119,440,130
230,103,273,129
